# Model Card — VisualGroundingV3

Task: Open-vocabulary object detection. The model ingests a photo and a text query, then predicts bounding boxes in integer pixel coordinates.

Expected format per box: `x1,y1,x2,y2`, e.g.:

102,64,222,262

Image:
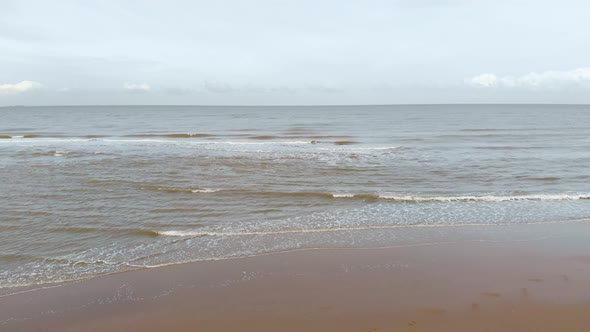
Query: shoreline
3,222,590,331
3,218,590,295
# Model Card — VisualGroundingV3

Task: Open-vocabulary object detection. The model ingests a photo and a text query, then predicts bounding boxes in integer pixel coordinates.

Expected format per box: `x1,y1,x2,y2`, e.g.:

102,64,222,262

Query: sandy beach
3,1,590,330
3,222,590,332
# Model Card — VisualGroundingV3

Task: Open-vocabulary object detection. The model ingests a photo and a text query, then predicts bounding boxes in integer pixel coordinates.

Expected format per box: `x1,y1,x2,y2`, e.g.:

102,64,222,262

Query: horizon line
2,103,590,108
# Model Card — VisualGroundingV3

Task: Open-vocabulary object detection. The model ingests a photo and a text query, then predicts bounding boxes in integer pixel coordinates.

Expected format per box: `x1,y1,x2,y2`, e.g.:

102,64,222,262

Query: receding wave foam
155,217,590,238
317,192,590,202
377,194,590,202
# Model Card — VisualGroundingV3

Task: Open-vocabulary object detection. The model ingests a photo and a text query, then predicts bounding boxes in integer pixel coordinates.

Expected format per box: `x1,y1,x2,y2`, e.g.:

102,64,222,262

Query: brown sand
2,224,590,331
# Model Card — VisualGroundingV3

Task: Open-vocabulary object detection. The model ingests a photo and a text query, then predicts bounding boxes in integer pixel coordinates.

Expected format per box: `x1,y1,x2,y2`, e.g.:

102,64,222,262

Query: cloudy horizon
2,0,590,106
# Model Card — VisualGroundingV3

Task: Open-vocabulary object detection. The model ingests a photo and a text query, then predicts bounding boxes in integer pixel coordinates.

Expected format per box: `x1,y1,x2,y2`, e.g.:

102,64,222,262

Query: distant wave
142,186,219,194
0,136,399,152
318,146,400,151
460,128,502,132
0,134,43,139
125,133,214,138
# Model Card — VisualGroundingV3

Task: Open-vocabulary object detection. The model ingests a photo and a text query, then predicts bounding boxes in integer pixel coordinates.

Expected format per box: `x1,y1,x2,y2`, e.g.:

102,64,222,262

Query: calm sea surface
1,105,590,288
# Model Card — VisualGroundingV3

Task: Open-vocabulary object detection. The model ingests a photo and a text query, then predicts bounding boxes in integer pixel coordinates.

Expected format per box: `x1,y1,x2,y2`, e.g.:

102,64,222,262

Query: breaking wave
143,187,590,203
154,217,590,238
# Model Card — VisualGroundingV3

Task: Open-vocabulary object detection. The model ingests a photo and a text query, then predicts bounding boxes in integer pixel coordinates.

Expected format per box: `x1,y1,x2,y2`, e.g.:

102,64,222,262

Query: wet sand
2,223,590,331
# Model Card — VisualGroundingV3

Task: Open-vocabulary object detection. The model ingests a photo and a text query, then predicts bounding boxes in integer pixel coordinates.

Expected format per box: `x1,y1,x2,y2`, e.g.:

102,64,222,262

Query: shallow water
1,105,589,287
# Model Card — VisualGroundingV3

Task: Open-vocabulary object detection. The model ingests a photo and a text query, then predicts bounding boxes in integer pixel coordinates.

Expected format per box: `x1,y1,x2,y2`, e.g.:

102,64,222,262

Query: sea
1,104,589,289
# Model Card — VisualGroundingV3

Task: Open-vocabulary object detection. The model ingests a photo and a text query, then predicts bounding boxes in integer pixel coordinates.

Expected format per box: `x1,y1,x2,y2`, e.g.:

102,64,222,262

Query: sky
1,0,590,105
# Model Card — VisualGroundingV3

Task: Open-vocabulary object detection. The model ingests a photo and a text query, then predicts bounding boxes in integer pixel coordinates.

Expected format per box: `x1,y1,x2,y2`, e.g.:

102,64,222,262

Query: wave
142,186,590,203
190,188,218,193
53,150,69,157
318,146,400,151
154,217,590,238
375,194,590,202
331,193,590,202
125,133,214,138
0,253,122,266
0,134,43,139
142,186,219,194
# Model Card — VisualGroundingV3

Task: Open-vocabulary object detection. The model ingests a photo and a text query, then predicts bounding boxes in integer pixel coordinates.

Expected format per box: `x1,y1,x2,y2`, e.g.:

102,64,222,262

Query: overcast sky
1,0,590,105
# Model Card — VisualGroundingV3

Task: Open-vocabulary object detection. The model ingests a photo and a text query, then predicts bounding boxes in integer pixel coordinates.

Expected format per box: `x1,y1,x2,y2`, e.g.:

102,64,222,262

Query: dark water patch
83,135,109,138
252,208,282,214
248,135,277,140
460,128,503,132
0,253,59,264
150,208,207,213
87,179,144,187
334,141,357,145
0,225,20,231
524,177,561,181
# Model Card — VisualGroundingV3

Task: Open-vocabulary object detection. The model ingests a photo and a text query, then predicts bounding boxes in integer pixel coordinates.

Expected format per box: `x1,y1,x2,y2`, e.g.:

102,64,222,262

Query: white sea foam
375,194,590,202
53,150,69,157
104,139,313,145
326,193,590,202
190,188,219,193
332,193,355,198
155,217,590,238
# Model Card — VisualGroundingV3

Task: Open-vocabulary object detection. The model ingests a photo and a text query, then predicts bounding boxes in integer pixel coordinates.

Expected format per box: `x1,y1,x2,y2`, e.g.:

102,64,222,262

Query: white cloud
466,68,590,88
124,82,151,92
465,73,498,87
0,81,42,95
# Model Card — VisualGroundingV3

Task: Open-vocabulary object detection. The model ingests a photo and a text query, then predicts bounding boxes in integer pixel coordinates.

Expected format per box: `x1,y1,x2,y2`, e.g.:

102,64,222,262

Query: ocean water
1,105,590,288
